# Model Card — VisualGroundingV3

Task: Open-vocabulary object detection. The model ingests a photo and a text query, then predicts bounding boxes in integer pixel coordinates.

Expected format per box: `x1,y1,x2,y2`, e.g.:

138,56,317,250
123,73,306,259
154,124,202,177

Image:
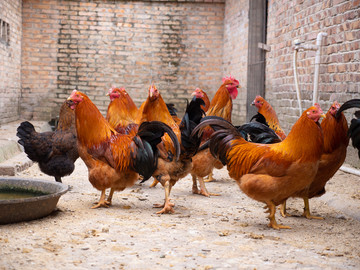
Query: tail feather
335,99,360,158
179,97,205,158
349,117,360,157
132,121,180,181
336,99,360,118
237,122,281,144
16,121,52,162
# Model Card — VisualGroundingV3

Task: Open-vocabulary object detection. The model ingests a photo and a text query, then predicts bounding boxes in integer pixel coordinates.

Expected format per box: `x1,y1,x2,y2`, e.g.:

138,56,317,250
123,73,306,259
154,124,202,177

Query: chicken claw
204,171,216,182
91,190,111,209
266,202,291,230
279,202,292,218
302,198,324,220
154,201,175,214
193,176,220,197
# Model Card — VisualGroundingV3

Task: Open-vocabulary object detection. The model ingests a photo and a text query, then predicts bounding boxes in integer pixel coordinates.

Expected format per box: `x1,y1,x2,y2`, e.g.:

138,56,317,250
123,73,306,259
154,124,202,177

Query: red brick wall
266,0,360,132
21,0,225,120
223,0,249,123
0,0,22,125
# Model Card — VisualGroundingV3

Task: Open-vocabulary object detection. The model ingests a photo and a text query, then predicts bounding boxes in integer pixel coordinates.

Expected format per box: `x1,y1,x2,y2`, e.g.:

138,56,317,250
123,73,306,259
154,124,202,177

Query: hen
16,100,79,183
192,105,325,229
191,76,239,196
251,95,286,140
336,99,360,158
139,85,204,214
67,90,179,208
282,101,349,219
106,86,139,135
192,88,210,113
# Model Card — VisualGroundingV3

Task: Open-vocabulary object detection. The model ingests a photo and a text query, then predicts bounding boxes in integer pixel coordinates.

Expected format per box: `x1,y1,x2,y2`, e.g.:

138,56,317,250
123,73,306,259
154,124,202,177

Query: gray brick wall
0,0,22,125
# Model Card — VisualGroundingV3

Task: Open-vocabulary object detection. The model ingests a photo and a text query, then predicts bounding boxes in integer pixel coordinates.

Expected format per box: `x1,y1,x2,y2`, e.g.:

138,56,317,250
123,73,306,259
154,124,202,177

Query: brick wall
0,0,22,125
21,0,225,120
222,0,249,123
266,0,360,132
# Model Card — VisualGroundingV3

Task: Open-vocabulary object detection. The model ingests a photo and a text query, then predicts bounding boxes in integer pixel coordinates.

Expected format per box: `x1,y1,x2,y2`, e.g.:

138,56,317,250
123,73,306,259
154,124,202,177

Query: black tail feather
179,97,205,158
133,121,180,181
335,99,360,158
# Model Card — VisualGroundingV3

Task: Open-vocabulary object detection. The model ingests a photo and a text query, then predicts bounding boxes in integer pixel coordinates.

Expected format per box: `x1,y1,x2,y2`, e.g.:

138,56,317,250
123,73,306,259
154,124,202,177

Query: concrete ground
0,121,359,269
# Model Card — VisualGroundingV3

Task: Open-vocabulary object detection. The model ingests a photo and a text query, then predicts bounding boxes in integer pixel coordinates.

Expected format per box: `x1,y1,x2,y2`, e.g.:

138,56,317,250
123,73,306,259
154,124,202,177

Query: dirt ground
1,159,360,269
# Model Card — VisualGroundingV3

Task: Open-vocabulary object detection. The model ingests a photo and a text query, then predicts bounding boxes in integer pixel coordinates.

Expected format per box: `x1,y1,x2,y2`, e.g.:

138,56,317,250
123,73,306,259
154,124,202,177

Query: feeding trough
0,177,68,224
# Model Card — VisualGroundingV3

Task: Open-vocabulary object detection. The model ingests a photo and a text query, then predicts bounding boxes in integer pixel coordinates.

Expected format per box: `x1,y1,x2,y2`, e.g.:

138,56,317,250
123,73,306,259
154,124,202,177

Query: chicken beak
321,114,326,119
251,101,255,106
106,93,110,96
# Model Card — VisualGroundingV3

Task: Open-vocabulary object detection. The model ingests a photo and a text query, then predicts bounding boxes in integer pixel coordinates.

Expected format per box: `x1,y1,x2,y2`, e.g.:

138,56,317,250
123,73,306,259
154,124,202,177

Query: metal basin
0,177,68,224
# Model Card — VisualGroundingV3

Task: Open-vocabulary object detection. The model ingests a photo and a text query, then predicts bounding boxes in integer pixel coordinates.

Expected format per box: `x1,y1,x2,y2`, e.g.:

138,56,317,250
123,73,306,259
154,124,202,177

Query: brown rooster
281,101,349,219
251,95,286,140
106,86,139,135
17,100,79,183
191,76,240,196
192,105,325,229
67,90,179,208
139,85,204,214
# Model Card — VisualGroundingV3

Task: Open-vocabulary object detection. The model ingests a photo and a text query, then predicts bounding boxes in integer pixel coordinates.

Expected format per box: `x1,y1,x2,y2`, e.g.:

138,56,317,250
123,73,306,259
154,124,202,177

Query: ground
1,159,360,269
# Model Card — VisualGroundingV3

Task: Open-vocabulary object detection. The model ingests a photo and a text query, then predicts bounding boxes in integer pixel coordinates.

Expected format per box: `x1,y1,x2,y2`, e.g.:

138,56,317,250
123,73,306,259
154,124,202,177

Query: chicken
166,103,182,126
192,88,210,113
281,101,349,219
16,100,79,183
336,99,360,158
67,90,180,208
139,85,204,214
191,76,240,195
106,86,138,135
251,95,287,140
192,105,325,229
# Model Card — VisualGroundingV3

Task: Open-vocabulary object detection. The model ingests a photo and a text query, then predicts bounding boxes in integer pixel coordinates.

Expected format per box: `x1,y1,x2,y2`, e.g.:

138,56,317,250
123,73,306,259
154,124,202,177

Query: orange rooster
139,85,204,214
251,95,286,140
192,105,325,229
191,76,240,196
280,101,349,219
67,90,179,208
106,86,139,135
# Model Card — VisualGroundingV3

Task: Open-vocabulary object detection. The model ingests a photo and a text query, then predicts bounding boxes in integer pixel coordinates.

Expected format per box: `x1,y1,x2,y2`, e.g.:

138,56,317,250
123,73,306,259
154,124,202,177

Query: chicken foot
204,171,216,182
279,201,292,218
154,181,175,214
302,197,324,220
192,175,220,197
92,190,111,209
266,201,291,230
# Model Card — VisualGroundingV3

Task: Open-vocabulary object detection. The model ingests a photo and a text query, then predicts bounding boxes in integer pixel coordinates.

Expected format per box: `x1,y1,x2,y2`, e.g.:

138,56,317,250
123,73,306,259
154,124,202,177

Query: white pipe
339,165,360,177
293,40,303,116
312,32,328,105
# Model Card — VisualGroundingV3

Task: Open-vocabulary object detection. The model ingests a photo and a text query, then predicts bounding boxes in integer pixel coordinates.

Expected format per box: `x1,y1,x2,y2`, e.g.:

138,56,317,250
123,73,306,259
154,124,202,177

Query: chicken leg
192,175,220,197
204,171,215,182
154,181,175,214
302,197,324,220
92,190,111,209
279,201,292,218
266,201,291,230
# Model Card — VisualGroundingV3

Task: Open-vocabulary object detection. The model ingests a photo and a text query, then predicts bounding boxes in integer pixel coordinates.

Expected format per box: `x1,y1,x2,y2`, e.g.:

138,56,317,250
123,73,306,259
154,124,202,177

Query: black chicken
16,101,79,182
336,99,360,158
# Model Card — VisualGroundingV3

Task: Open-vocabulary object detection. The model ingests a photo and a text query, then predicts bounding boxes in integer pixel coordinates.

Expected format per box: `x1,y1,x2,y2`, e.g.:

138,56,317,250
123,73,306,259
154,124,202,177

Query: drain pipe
312,32,328,104
293,39,303,116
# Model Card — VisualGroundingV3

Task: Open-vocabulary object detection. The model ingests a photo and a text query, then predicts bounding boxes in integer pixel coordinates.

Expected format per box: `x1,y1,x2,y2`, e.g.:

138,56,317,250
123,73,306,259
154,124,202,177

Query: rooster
138,85,204,214
251,95,287,140
191,76,240,196
281,101,349,219
17,100,79,183
336,99,360,158
106,86,139,135
67,90,180,208
192,105,325,229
